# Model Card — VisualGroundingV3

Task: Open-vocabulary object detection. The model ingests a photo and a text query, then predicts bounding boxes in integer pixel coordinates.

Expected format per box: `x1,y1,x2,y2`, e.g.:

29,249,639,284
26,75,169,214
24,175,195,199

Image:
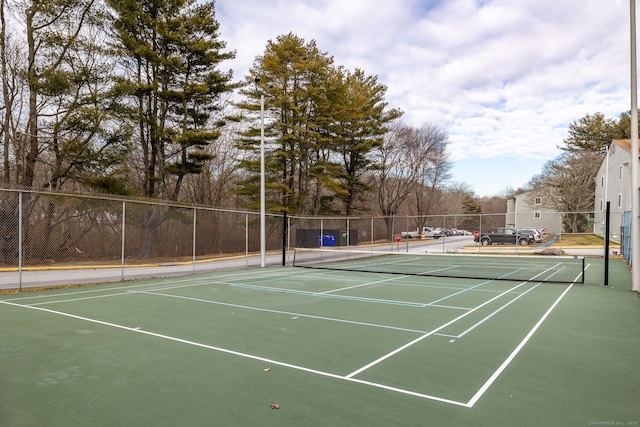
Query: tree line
0,0,626,228
0,0,466,219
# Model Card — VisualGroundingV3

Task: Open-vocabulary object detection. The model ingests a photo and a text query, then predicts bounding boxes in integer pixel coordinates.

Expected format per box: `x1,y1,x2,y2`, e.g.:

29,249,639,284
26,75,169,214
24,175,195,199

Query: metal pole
605,201,611,287
245,213,249,267
370,217,374,246
442,215,446,252
391,213,395,251
631,0,640,292
260,92,266,267
121,201,125,281
604,144,609,216
18,191,22,291
478,214,482,253
405,215,409,252
282,212,287,266
346,218,350,248
192,208,197,271
514,195,519,253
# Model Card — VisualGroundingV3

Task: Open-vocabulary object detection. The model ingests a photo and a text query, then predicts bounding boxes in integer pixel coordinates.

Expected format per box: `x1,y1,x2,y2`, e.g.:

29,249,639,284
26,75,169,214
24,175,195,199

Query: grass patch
550,233,618,247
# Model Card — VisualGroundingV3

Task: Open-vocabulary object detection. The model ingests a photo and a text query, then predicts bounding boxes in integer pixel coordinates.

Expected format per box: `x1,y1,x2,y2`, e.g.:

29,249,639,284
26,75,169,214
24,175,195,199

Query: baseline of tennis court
1,257,638,427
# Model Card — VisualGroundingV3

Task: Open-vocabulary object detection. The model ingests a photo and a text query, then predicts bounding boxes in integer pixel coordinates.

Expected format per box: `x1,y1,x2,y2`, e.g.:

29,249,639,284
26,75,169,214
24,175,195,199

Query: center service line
465,282,575,407
345,279,532,379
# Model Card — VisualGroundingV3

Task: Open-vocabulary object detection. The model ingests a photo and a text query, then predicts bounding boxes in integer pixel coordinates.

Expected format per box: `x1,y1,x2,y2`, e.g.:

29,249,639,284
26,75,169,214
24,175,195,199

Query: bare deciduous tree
530,150,602,232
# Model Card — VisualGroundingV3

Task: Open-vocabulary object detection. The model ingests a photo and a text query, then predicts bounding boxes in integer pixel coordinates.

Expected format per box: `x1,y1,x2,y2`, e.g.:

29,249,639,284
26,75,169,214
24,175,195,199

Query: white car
518,228,542,243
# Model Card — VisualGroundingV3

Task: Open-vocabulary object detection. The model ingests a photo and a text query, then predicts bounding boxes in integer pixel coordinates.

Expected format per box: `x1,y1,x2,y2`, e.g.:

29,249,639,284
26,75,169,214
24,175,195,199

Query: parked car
518,228,542,243
474,228,536,245
438,228,456,236
400,227,442,239
521,226,546,236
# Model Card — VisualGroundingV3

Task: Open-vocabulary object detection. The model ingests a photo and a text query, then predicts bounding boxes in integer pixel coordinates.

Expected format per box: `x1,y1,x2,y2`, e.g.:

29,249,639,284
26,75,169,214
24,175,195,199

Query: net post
582,257,585,284
604,201,610,287
282,211,287,266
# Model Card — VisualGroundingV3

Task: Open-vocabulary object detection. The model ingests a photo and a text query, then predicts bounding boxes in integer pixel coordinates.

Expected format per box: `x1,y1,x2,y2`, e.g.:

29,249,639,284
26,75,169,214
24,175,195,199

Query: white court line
317,267,495,296
0,265,588,407
142,274,480,309
29,292,134,306
466,282,575,407
2,268,296,303
17,269,471,311
347,262,572,378
435,282,543,339
0,299,468,407
133,290,431,334
230,283,428,307
318,274,413,294
345,280,532,379
436,266,576,339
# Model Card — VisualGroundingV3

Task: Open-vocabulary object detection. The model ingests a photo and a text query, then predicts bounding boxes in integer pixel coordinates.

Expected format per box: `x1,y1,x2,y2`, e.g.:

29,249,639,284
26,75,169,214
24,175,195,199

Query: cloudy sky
215,0,632,197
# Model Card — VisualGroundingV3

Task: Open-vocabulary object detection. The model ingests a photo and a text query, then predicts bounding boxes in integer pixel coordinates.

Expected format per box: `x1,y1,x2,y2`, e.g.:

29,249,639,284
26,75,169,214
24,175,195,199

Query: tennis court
1,254,638,426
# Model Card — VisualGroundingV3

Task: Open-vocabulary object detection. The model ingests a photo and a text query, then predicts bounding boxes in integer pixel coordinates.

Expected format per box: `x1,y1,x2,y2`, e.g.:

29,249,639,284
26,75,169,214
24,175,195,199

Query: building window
534,197,541,205
620,166,624,180
534,211,541,219
618,193,623,208
600,199,603,210
601,176,605,187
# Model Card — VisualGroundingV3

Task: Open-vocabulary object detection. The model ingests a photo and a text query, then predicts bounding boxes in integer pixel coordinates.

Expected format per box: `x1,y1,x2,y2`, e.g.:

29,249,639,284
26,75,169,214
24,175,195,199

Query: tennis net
291,247,585,284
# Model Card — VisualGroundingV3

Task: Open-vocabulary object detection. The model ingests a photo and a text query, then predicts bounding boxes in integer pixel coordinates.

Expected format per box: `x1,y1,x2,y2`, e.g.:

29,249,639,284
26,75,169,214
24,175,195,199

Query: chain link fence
0,187,607,290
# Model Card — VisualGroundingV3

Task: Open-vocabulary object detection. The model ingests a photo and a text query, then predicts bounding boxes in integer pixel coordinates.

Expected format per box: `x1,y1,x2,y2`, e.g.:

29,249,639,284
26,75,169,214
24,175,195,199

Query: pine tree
563,112,622,152
107,0,235,200
236,33,401,216
327,68,402,215
107,0,234,257
236,33,335,214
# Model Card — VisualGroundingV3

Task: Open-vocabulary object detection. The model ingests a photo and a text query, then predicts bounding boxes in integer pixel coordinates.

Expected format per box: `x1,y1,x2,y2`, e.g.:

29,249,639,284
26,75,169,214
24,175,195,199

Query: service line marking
0,299,468,407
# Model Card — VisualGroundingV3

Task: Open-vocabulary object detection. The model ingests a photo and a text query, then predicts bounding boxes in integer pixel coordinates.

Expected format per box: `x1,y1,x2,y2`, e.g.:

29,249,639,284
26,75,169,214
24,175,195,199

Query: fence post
405,215,409,252
193,208,197,271
121,201,126,281
370,218,374,246
245,213,249,266
18,191,22,291
605,202,610,287
391,213,395,251
282,212,287,266
346,217,350,248
559,213,563,250
478,214,482,253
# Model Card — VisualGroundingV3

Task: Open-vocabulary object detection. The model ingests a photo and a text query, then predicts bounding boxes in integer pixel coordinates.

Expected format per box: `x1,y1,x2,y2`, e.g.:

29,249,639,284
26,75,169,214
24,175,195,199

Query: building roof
613,139,631,152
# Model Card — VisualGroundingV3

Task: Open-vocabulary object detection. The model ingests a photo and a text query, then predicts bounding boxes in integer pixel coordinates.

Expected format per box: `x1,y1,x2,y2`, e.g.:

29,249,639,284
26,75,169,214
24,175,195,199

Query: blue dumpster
322,235,335,246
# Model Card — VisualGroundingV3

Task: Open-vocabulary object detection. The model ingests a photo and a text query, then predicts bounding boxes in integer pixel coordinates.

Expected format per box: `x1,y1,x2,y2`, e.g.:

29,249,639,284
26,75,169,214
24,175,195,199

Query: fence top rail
0,186,267,216
286,211,597,221
0,185,599,220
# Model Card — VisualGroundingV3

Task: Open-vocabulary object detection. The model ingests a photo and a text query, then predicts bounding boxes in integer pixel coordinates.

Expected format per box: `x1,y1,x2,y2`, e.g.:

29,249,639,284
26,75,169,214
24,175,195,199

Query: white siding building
594,139,634,242
505,191,561,234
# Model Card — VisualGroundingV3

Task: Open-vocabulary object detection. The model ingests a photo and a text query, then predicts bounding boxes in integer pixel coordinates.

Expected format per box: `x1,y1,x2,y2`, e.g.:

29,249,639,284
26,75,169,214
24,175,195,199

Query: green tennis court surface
1,257,638,426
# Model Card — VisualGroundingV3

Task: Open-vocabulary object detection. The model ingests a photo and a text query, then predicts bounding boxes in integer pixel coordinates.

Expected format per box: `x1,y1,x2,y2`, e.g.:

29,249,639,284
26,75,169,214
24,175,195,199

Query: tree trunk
0,0,11,184
24,4,38,187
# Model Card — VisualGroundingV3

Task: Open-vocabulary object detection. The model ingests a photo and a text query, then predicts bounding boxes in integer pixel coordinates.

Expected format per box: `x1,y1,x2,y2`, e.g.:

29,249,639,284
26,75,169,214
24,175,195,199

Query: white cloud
216,0,633,196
